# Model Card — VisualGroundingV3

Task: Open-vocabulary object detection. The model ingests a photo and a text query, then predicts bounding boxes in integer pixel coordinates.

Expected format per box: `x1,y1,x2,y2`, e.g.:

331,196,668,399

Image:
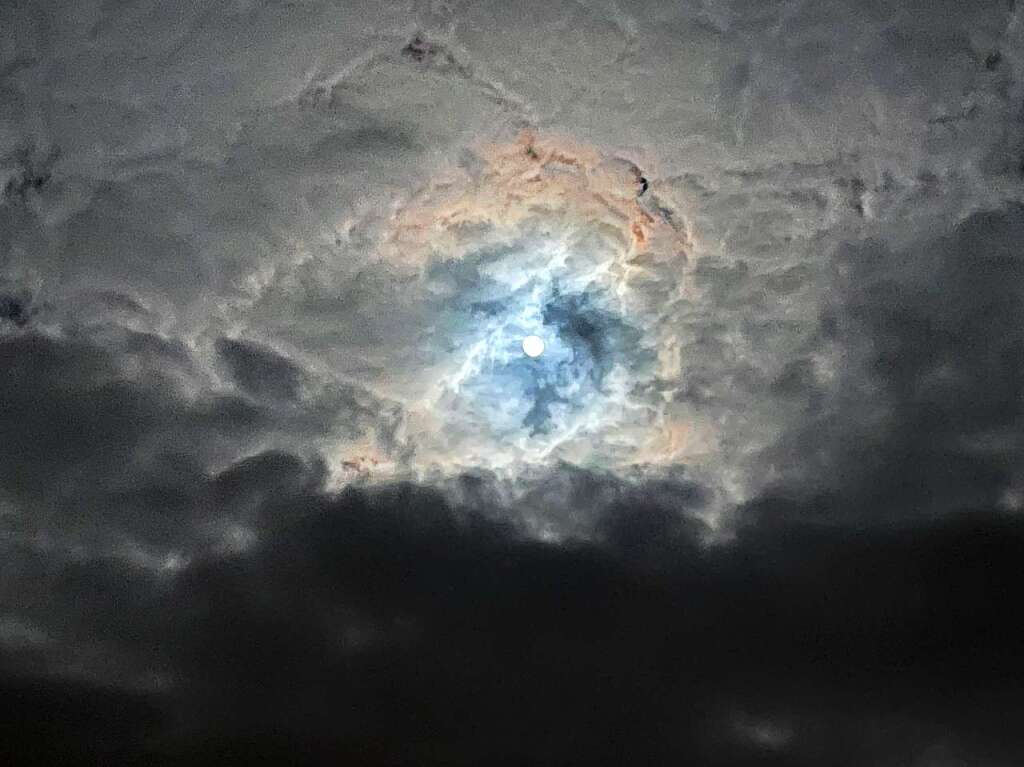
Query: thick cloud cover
2,0,1024,764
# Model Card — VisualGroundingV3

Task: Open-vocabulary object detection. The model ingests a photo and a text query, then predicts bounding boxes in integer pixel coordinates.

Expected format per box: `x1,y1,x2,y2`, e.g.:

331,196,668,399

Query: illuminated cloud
351,131,700,476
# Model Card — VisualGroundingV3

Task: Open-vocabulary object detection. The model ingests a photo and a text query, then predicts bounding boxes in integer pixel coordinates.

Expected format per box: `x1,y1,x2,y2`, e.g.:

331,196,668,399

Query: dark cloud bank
8,494,1023,766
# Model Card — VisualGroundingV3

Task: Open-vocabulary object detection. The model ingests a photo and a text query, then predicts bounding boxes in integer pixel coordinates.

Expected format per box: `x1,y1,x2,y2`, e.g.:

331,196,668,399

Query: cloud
7,478,1023,764
0,674,162,765
2,0,1024,763
216,337,304,402
761,204,1024,520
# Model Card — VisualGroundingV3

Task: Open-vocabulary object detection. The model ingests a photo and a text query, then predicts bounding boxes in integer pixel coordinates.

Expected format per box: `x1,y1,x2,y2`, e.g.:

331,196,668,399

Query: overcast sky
2,1,1024,764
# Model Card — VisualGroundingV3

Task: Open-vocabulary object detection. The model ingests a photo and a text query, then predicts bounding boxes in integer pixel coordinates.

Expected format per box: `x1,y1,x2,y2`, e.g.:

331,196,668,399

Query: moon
522,335,545,358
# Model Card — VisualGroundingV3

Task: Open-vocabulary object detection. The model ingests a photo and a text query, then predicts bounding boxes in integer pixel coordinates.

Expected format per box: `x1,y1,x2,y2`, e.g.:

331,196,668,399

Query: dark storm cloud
0,325,358,569
0,331,263,507
763,204,1024,520
0,674,162,765
0,290,31,327
7,479,1022,765
216,337,304,402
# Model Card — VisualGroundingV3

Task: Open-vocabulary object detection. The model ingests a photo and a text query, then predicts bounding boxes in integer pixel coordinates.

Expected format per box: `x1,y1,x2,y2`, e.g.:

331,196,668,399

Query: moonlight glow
387,132,696,473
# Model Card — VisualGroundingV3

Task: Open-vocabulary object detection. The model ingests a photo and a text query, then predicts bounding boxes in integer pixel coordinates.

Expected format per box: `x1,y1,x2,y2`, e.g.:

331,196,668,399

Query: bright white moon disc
522,335,545,358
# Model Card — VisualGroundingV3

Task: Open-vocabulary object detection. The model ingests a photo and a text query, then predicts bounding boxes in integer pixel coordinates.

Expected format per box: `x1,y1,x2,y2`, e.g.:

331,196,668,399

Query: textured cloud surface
2,0,1024,764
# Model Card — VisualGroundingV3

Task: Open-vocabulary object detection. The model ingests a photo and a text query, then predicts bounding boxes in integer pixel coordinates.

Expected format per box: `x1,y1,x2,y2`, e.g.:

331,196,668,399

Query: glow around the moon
522,335,545,358
378,132,706,474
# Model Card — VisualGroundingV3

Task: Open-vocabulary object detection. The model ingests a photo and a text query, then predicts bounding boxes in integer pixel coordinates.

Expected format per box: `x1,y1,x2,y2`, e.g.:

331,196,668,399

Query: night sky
2,1,1024,764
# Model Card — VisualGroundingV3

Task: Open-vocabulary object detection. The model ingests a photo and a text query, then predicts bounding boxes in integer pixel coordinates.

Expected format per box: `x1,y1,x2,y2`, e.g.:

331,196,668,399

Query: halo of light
522,335,545,358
